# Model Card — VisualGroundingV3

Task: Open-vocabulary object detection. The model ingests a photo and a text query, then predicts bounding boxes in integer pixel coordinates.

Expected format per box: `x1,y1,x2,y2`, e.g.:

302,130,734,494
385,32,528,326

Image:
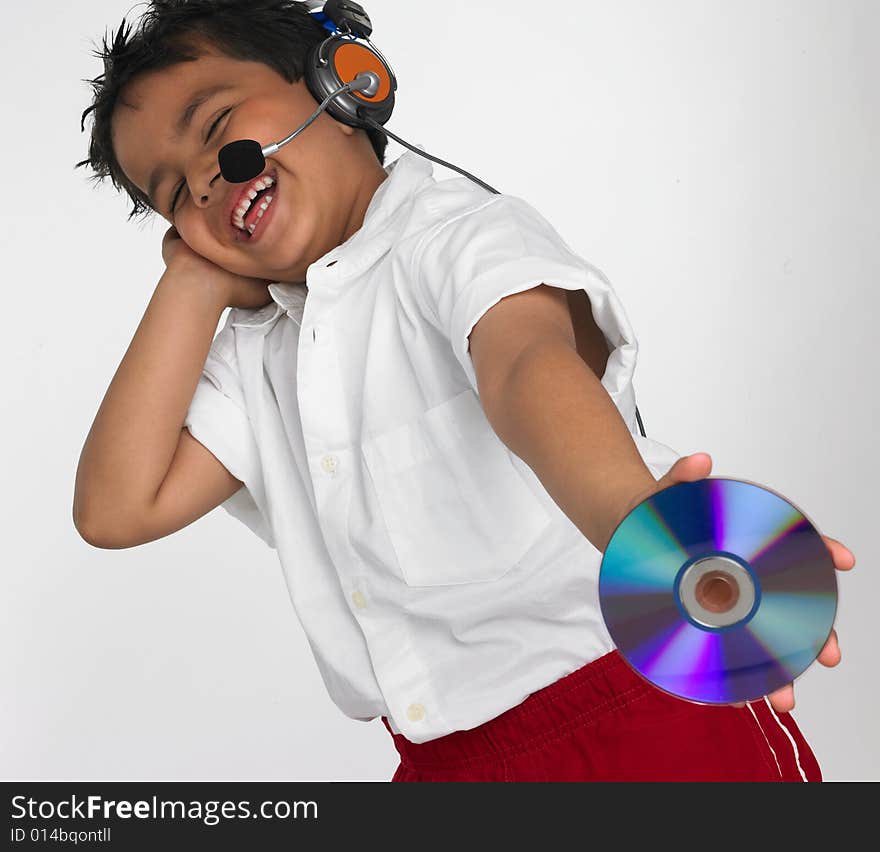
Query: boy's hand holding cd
610,452,854,715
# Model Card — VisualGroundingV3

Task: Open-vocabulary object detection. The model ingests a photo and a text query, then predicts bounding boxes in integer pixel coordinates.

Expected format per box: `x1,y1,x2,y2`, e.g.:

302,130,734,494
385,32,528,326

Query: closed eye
169,107,233,215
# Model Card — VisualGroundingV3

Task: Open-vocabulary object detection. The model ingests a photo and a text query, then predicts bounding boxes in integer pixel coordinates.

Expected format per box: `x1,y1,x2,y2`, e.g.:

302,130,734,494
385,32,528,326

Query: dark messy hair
75,0,388,225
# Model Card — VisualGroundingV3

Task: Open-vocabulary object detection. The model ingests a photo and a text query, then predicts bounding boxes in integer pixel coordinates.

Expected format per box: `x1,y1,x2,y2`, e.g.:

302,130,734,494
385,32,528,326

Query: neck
341,160,389,244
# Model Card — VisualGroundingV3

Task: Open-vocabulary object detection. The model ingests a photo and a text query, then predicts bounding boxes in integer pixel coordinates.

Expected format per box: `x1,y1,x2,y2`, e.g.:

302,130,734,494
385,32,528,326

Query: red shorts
381,650,822,781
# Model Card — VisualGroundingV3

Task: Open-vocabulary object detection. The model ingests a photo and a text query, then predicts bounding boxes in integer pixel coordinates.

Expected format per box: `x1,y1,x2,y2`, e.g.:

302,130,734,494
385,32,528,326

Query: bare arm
469,283,656,554
73,265,234,548
488,339,656,553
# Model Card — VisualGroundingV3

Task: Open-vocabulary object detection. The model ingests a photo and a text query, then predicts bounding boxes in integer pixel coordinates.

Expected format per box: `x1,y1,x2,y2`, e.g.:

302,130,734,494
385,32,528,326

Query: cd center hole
695,571,739,613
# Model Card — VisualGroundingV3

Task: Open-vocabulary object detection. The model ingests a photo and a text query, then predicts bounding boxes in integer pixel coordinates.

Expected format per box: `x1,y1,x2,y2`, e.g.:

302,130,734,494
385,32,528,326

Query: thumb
617,452,715,529
655,452,714,492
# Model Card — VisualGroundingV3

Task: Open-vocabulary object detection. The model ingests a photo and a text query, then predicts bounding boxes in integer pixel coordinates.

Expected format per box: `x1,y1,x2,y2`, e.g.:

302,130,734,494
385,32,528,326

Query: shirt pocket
361,388,553,587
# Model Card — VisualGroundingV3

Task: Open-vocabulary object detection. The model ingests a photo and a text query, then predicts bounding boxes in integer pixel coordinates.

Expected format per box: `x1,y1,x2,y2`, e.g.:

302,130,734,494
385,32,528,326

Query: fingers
822,535,856,571
723,533,848,715
767,683,795,714
732,629,839,713
817,627,841,667
730,629,841,714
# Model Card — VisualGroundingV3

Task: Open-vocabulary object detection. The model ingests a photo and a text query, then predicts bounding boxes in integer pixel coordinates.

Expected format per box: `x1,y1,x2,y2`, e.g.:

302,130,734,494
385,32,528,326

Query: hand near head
620,453,854,715
161,225,275,310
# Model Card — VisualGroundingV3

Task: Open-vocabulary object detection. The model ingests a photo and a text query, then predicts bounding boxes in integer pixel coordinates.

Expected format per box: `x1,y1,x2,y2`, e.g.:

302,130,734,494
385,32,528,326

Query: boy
74,1,854,781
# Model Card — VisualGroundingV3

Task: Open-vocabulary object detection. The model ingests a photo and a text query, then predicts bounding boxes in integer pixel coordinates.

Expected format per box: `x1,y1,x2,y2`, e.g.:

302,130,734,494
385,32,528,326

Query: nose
193,166,224,208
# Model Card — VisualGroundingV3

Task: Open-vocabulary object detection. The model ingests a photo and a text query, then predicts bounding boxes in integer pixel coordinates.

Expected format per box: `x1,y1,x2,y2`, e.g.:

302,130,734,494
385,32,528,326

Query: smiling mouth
229,170,279,243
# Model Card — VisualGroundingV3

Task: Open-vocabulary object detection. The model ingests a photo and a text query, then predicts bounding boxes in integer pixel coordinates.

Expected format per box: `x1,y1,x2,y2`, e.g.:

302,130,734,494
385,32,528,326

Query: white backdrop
2,0,876,781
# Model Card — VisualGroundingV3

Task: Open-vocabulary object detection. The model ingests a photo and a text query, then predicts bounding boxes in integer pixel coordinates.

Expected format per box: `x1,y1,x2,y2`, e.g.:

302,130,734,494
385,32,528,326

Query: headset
217,0,648,439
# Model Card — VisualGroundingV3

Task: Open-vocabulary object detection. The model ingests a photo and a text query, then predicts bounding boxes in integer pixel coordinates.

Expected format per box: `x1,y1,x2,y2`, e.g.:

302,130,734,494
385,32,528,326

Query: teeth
238,194,275,234
232,175,276,231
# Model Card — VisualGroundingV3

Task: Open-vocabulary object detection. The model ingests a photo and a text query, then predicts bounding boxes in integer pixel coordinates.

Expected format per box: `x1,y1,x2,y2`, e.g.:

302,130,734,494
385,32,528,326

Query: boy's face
112,43,388,283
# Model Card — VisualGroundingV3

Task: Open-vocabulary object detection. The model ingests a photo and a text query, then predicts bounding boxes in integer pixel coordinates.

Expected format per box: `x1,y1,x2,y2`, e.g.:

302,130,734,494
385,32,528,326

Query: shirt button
321,454,338,475
406,703,426,722
351,591,367,609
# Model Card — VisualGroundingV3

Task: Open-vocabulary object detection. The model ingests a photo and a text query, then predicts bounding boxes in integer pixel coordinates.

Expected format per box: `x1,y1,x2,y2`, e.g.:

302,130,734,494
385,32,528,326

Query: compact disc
598,477,837,704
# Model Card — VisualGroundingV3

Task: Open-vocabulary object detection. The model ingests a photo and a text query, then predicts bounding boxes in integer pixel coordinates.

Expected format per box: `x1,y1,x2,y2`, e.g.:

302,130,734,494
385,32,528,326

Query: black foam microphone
218,140,266,184
217,71,380,184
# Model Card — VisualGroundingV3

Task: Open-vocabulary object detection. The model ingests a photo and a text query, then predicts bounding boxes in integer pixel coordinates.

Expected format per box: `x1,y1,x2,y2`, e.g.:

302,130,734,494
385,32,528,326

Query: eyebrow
146,83,236,211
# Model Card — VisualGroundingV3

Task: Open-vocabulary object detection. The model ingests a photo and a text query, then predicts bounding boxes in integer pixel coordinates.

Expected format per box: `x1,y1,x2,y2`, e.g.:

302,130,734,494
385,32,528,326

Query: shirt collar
232,147,434,328
316,144,434,279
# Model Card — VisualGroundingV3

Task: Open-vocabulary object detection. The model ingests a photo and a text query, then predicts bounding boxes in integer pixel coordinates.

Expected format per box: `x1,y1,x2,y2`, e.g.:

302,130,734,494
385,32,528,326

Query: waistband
381,649,653,770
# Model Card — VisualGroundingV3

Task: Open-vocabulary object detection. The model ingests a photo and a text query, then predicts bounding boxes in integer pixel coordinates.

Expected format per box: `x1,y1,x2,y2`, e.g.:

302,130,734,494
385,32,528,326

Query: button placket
297,313,348,482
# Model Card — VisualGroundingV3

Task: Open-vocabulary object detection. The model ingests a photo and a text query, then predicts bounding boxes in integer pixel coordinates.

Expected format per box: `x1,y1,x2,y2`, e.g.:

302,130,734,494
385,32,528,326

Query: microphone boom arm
262,72,379,158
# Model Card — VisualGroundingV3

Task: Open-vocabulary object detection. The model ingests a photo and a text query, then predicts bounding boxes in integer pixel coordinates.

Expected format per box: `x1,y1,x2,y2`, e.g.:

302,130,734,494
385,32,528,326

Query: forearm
73,267,227,538
489,340,656,553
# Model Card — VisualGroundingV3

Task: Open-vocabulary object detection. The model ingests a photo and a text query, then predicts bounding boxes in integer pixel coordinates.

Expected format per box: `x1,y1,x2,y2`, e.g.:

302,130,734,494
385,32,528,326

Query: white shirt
184,147,682,743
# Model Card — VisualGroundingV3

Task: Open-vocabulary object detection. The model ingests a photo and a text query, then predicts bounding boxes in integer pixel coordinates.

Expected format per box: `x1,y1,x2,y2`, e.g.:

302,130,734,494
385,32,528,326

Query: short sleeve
413,193,643,433
183,317,276,549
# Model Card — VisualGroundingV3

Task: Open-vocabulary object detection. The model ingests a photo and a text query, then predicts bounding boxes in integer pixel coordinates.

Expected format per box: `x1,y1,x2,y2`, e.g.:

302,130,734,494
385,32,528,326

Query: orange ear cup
333,41,392,102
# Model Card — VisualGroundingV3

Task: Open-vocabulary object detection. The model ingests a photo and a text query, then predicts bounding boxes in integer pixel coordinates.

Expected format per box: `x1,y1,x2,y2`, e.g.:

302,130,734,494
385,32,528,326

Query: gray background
2,0,876,780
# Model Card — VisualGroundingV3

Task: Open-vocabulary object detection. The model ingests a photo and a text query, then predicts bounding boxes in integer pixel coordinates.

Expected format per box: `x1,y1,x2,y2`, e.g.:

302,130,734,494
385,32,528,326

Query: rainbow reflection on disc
598,477,837,704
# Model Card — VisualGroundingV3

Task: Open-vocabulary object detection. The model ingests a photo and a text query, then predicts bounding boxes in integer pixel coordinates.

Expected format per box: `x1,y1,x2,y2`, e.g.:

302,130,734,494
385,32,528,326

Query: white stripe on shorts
747,702,782,779
762,696,808,782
